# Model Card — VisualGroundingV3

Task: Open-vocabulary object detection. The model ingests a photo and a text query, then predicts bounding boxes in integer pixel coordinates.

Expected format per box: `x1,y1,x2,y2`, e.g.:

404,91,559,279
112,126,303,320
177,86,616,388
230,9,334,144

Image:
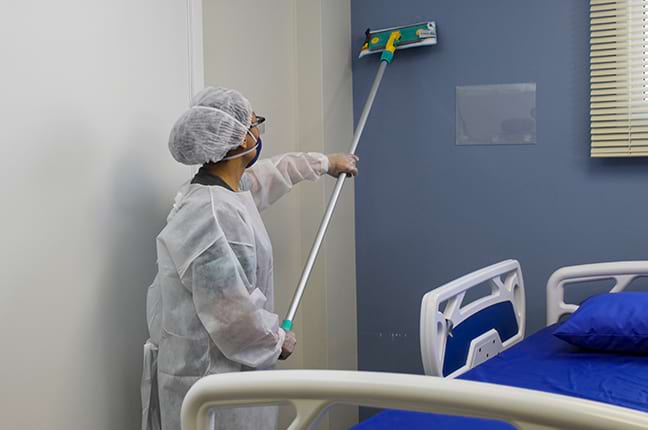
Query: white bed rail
181,370,648,430
546,261,648,324
420,260,525,377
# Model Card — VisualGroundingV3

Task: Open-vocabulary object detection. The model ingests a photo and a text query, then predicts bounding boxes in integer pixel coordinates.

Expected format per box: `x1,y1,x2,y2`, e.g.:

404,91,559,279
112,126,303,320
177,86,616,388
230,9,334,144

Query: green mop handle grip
281,319,293,331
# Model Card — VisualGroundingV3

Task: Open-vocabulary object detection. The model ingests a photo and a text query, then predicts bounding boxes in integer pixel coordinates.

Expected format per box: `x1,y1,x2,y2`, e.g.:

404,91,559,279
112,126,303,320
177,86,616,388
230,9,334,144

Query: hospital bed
181,260,648,430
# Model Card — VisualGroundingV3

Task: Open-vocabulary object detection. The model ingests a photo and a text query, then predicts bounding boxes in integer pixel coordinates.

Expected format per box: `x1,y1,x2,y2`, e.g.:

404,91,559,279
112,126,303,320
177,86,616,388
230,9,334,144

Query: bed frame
421,259,648,377
181,260,648,430
181,369,648,430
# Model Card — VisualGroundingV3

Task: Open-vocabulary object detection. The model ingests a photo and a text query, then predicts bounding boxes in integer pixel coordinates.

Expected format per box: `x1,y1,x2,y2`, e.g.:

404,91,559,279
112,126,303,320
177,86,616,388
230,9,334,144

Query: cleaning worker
140,86,358,430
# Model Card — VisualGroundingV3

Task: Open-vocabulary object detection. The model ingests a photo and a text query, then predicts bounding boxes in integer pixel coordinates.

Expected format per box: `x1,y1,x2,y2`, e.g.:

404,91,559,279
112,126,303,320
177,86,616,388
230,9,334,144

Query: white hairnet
168,87,253,165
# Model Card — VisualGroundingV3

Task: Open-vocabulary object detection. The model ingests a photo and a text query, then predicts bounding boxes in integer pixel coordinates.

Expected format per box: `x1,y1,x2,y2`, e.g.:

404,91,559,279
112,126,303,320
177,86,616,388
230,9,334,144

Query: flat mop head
359,21,437,60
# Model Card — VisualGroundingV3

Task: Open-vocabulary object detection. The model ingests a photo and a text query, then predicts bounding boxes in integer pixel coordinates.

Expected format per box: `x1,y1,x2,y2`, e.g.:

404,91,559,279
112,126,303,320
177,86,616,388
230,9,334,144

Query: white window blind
591,0,648,157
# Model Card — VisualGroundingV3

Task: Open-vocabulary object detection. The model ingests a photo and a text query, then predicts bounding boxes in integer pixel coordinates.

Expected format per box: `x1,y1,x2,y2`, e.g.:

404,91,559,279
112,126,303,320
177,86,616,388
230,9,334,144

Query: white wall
0,1,198,429
203,1,357,428
296,2,358,428
320,0,357,397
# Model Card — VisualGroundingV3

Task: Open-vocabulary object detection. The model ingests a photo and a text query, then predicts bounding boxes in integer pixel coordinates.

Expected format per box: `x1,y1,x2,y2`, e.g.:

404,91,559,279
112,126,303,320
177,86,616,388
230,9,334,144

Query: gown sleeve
240,152,329,211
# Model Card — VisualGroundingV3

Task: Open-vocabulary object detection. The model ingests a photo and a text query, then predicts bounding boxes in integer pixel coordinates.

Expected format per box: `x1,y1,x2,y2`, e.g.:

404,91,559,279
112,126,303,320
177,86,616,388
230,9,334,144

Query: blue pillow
553,292,648,354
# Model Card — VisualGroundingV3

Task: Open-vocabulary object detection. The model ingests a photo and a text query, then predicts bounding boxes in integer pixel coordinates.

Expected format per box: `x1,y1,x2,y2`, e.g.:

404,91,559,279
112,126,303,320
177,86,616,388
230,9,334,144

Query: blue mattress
351,325,648,429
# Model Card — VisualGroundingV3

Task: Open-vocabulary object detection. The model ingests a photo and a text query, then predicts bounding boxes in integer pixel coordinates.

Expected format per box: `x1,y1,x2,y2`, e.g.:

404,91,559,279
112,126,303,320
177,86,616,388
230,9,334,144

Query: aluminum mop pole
281,31,401,331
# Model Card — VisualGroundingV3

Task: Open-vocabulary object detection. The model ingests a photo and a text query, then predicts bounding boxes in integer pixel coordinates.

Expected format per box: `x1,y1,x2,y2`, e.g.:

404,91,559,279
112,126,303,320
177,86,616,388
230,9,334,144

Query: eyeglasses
250,115,266,135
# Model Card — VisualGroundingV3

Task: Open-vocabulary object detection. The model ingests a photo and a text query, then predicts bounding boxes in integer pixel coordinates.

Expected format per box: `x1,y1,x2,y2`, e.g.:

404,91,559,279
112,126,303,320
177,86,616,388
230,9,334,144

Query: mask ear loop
222,130,259,161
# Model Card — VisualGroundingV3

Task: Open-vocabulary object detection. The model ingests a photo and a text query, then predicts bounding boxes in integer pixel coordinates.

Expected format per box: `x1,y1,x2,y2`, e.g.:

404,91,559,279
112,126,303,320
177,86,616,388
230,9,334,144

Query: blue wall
352,0,648,376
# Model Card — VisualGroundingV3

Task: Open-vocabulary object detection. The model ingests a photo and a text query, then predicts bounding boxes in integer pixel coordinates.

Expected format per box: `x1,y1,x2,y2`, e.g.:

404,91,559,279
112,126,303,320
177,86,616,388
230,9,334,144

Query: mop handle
282,60,390,331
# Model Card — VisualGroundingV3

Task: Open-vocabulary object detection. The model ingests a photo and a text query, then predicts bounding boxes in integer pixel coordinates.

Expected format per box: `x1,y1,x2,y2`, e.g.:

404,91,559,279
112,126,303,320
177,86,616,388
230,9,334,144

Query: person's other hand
327,153,359,178
279,330,297,360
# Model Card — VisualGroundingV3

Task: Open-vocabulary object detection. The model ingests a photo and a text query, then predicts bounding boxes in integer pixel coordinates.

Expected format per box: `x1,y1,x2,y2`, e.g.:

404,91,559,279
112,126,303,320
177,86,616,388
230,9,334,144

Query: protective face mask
246,135,262,168
221,130,262,168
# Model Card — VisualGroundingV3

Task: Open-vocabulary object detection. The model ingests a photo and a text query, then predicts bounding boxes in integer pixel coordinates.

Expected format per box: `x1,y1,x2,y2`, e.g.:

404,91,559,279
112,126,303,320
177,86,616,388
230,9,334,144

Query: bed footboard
181,370,648,430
